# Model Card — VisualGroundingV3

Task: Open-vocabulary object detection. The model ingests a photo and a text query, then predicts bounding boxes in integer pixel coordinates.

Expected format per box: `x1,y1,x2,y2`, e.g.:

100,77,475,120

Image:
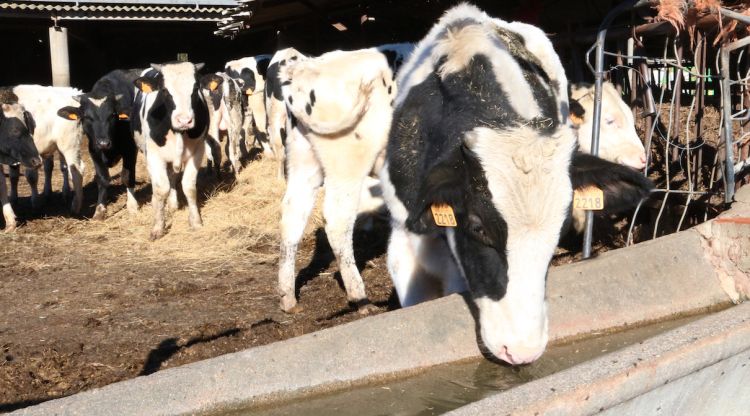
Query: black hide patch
265,61,284,101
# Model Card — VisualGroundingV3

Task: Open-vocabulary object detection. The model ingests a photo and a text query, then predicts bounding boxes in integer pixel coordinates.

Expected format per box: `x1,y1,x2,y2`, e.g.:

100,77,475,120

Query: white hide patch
466,126,575,362
87,96,107,108
159,62,198,125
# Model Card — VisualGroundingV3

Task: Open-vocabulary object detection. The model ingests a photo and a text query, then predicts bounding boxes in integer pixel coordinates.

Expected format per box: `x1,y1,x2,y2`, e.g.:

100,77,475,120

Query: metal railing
578,1,750,257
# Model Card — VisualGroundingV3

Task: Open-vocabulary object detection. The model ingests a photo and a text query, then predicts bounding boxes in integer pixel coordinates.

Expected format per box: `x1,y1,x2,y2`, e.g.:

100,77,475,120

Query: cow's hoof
189,217,203,231
280,296,302,314
92,205,106,221
126,201,139,214
3,224,16,233
149,229,165,241
356,302,378,316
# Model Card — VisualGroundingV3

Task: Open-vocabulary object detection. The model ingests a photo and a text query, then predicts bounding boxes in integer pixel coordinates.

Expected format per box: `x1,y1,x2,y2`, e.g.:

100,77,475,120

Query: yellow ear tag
209,80,219,91
141,83,153,93
245,89,253,95
118,113,129,120
574,186,604,210
569,113,583,127
68,113,79,120
431,203,457,227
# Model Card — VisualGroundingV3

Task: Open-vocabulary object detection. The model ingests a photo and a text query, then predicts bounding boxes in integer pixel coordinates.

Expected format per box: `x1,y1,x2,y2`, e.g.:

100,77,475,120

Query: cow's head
57,93,130,150
570,82,647,170
407,126,652,365
0,91,42,169
134,62,206,131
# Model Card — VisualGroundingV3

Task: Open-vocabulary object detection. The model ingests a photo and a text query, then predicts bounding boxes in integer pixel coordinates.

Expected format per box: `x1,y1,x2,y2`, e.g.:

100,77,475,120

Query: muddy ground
0,140,672,413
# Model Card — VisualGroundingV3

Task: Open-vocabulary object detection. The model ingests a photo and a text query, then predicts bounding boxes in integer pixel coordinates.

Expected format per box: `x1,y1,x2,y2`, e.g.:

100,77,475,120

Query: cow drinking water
382,4,652,365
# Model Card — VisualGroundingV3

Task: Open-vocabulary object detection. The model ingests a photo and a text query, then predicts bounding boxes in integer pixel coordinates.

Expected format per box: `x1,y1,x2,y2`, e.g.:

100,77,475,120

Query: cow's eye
605,116,616,125
468,214,493,246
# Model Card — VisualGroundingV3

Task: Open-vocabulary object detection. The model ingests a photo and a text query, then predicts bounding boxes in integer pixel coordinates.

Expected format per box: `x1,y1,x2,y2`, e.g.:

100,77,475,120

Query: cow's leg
58,149,84,215
387,227,442,306
323,176,375,313
59,156,70,202
206,136,222,178
278,135,323,313
24,167,40,211
8,165,19,204
182,144,204,230
167,169,179,211
227,116,242,174
122,143,138,213
147,153,170,240
0,169,16,231
40,156,53,205
91,155,110,221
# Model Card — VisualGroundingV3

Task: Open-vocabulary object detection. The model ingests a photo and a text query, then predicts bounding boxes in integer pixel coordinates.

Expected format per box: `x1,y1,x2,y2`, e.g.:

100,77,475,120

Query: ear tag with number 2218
574,186,604,210
431,203,457,227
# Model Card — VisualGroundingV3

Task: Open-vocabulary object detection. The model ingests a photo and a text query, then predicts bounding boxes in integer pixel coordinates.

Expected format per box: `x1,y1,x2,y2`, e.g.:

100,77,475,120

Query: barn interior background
1,0,749,254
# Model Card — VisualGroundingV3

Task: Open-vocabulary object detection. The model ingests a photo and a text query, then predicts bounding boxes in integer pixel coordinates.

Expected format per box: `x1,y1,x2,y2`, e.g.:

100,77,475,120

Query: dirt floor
0,139,670,412
0,149,403,412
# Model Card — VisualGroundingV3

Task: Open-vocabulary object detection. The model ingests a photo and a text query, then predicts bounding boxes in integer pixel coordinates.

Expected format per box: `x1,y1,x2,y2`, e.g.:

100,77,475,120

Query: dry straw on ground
13,158,325,271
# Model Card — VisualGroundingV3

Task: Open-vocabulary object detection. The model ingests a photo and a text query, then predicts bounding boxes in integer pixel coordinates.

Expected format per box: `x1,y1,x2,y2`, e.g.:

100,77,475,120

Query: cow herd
0,4,655,364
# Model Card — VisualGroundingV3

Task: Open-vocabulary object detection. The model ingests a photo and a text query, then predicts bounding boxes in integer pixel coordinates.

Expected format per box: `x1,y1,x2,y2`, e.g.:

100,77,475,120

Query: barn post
49,23,71,87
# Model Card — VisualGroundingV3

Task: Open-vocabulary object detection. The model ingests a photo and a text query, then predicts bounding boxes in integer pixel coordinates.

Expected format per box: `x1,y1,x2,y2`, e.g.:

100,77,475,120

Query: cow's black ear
406,147,468,233
23,111,36,134
570,152,653,214
569,98,585,128
200,74,224,92
134,77,161,94
57,106,82,121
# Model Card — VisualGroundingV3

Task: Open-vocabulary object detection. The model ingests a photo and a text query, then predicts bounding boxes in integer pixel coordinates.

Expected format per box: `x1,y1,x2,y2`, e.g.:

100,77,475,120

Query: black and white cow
9,85,85,213
131,62,212,240
201,71,244,175
265,48,306,178
57,69,142,220
382,5,652,365
225,55,272,157
0,89,42,230
277,47,398,314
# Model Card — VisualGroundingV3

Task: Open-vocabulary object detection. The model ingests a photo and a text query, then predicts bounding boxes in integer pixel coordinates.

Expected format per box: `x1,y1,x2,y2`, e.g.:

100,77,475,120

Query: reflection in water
227,316,700,416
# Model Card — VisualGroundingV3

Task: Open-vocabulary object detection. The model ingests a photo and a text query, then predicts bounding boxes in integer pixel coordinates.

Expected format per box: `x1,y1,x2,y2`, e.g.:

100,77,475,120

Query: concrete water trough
12,187,750,416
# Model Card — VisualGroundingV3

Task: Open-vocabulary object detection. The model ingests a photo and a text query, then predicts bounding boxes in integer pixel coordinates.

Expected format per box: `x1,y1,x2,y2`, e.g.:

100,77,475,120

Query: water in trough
223,315,701,416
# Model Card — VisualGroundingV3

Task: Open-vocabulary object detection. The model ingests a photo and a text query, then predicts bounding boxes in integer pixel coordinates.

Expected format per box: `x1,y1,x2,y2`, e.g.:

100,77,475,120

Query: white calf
277,48,398,314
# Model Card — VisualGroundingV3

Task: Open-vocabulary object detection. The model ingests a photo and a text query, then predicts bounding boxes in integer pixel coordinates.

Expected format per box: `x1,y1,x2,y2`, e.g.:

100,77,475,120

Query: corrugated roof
0,1,238,21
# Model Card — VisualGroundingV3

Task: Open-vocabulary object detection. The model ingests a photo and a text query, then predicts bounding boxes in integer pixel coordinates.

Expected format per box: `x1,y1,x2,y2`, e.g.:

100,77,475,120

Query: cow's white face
461,126,575,365
155,62,203,131
573,82,647,170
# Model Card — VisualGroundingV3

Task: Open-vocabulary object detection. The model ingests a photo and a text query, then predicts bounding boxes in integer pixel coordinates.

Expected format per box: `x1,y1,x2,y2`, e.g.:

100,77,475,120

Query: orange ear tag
574,186,604,210
431,203,457,227
68,113,79,120
118,113,129,120
245,89,254,95
209,80,219,91
141,84,153,94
